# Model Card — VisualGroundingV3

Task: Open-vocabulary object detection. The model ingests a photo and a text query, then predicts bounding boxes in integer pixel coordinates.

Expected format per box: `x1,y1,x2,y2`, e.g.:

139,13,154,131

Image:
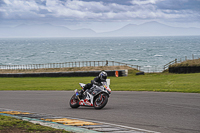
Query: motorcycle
69,82,111,109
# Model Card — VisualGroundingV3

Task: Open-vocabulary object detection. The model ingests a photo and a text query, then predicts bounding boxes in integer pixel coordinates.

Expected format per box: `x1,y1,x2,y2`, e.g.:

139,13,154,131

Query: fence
163,59,178,70
140,65,164,73
1,55,198,73
163,54,200,71
0,60,140,70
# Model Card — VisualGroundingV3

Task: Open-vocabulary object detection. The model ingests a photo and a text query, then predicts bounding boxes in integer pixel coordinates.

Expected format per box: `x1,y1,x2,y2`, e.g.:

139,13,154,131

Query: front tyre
94,93,108,109
69,94,80,108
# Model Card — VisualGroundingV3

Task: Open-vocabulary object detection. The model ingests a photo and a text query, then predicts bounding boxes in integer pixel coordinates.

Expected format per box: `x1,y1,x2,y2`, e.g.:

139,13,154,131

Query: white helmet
99,71,107,81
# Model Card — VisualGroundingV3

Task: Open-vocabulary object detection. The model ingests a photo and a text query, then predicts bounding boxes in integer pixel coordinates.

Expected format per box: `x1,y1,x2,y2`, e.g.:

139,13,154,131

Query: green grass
0,71,200,93
111,73,200,93
0,115,70,132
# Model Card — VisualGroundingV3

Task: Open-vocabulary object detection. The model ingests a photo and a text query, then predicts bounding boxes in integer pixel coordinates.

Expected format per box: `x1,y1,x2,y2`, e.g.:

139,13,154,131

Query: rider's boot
78,89,84,98
80,89,84,95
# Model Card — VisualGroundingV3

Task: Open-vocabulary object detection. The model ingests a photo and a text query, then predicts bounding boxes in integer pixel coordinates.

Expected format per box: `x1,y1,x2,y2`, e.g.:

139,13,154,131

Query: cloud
155,0,200,21
1,0,42,19
0,0,199,24
156,0,200,11
130,0,160,5
0,0,5,5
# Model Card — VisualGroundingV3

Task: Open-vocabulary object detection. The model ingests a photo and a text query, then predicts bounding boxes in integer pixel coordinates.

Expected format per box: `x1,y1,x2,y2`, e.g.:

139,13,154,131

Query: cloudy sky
0,0,200,32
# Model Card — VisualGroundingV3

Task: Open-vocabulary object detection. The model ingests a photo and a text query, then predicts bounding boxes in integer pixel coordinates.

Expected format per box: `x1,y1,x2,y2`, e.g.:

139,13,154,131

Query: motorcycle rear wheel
69,94,80,108
93,93,108,109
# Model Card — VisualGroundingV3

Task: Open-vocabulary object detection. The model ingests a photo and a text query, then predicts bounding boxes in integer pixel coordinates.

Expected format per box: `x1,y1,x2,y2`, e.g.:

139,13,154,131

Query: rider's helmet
99,71,107,81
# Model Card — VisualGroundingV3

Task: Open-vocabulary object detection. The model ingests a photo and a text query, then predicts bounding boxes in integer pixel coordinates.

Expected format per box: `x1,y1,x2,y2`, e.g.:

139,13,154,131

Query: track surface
0,91,199,133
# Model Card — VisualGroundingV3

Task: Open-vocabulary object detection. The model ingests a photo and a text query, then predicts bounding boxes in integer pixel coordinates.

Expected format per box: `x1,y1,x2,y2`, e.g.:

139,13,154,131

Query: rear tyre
93,93,108,109
69,94,80,108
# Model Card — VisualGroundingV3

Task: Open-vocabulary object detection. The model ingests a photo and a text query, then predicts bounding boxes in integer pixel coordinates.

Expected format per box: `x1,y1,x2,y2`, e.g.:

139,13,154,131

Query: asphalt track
0,91,199,133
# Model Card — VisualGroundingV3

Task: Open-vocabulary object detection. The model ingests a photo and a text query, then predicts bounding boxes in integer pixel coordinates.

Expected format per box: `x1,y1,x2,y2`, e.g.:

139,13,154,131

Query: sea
0,36,200,72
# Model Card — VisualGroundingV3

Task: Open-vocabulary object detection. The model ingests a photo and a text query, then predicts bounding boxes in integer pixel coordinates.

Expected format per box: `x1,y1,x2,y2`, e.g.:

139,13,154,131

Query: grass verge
0,70,200,93
0,115,70,133
170,58,200,67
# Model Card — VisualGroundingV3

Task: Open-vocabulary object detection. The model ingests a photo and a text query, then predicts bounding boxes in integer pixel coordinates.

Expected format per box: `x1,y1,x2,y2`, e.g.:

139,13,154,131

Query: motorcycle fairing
79,92,94,106
79,99,93,106
79,83,85,89
91,84,111,97
91,88,102,96
103,84,111,93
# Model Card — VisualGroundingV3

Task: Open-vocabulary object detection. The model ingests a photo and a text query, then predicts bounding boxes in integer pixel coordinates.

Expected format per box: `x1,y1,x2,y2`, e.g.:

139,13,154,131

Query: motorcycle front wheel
69,94,80,108
93,93,108,109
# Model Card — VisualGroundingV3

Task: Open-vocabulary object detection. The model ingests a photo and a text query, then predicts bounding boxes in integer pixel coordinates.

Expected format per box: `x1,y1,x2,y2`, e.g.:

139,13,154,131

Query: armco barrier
169,66,200,73
0,70,127,77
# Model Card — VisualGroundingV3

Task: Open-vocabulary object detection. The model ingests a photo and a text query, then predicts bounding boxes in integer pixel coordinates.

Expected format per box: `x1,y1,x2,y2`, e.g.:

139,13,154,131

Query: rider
79,71,108,97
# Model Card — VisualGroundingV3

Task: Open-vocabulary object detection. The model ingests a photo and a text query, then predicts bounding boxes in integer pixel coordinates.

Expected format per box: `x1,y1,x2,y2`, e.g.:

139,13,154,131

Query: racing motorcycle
69,82,111,109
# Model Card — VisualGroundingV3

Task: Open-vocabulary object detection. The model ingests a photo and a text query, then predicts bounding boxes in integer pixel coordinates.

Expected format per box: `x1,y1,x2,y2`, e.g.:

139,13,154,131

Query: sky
0,0,200,32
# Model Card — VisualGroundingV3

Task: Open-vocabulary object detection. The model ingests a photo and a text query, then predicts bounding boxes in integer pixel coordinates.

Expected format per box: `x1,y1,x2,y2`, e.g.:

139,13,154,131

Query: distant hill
0,23,96,37
0,21,200,37
100,21,200,36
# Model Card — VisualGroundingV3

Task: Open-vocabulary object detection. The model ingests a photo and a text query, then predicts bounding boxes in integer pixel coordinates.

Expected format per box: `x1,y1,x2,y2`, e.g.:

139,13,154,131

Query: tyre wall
0,70,127,77
169,66,200,73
